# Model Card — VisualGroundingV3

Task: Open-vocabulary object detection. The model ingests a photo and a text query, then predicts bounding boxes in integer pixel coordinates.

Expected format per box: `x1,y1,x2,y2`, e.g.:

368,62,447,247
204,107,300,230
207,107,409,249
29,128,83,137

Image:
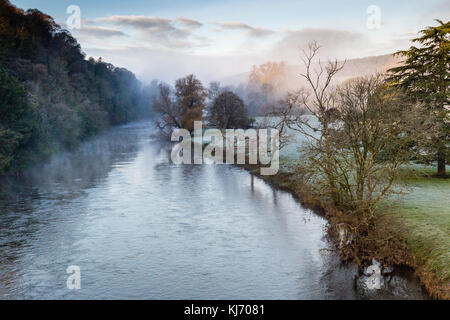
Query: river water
0,121,427,299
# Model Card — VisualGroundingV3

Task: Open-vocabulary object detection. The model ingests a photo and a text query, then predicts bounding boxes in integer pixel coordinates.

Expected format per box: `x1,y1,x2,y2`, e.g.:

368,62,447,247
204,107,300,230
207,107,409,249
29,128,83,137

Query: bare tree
330,75,424,213
270,42,346,204
152,83,182,139
271,42,425,216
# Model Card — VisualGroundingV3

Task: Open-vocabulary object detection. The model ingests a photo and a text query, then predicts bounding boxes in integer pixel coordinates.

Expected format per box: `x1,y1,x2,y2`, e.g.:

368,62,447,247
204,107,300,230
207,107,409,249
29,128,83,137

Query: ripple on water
0,121,428,299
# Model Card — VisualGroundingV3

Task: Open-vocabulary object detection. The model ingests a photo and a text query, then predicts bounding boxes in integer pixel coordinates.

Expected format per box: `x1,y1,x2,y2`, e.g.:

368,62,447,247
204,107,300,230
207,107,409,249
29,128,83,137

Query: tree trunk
437,155,446,177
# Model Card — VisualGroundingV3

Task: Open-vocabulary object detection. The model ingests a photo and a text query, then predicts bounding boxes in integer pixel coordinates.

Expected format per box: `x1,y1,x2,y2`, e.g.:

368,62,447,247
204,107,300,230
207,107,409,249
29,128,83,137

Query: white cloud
212,21,275,37
75,26,127,39
175,17,203,29
93,15,208,49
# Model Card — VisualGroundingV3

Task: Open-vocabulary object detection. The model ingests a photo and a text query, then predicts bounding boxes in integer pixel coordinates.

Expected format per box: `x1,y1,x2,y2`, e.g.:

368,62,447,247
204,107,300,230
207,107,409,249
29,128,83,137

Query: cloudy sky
13,0,450,83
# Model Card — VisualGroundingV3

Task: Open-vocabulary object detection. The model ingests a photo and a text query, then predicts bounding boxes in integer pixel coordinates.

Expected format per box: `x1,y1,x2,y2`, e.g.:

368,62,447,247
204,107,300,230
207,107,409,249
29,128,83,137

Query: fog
80,24,407,86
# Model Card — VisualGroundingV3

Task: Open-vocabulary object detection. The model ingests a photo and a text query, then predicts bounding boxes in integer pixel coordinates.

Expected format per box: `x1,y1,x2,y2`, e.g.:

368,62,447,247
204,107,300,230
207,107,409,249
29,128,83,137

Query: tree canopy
208,91,251,129
388,19,449,176
175,74,207,131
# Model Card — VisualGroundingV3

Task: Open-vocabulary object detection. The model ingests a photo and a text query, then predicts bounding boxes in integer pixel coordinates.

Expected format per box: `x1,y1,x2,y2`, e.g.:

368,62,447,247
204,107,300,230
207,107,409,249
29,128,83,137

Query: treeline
153,74,253,138
0,0,152,175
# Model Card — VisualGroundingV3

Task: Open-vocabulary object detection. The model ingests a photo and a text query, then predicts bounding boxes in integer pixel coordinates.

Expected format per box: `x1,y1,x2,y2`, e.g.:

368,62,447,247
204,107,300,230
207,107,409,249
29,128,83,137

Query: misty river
0,121,427,299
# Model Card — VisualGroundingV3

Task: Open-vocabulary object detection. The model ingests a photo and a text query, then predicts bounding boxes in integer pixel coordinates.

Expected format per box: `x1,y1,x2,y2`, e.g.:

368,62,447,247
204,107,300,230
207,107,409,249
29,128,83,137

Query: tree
207,81,222,103
249,61,286,98
175,74,206,131
278,42,346,206
0,68,37,174
272,43,422,214
208,91,251,129
0,0,152,175
247,61,287,115
152,83,182,138
330,76,423,212
388,19,449,176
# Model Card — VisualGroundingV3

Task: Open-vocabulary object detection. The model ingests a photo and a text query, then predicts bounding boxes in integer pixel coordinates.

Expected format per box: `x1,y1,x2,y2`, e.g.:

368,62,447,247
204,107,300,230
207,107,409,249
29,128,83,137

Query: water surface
0,122,427,299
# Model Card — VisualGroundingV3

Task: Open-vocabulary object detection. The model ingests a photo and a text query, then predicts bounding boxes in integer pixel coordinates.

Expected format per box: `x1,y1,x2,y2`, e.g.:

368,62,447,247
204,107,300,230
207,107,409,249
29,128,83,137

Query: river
0,121,427,299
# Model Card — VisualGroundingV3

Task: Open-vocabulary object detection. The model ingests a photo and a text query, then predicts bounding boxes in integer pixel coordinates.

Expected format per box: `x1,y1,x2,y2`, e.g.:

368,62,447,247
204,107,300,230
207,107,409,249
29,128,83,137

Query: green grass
275,120,449,294
278,155,450,293
388,166,450,283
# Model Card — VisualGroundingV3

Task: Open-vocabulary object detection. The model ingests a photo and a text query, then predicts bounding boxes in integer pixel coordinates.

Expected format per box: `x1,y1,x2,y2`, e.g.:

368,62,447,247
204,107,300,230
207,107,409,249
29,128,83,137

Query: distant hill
222,53,402,91
317,53,401,81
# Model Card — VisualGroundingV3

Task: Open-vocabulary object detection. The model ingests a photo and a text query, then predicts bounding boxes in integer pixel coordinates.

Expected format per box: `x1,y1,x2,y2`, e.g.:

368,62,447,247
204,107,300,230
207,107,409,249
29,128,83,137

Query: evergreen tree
388,19,449,176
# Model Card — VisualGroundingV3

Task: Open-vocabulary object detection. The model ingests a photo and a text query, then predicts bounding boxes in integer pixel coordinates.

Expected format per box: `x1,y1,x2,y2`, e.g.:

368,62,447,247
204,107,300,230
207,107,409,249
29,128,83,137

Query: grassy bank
245,159,449,299
384,167,450,298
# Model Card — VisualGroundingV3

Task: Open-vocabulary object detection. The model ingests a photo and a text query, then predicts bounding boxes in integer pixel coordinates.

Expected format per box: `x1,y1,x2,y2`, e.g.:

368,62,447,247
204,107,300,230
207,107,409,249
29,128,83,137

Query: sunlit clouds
18,0,447,83
212,21,276,38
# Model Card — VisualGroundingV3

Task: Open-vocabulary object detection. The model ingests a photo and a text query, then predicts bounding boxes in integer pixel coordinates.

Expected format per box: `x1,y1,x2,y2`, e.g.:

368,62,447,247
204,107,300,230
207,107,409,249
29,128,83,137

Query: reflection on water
0,121,427,299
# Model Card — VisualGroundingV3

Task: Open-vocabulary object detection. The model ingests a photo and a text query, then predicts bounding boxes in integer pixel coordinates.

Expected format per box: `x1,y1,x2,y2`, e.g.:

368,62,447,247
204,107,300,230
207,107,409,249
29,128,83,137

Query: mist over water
0,121,427,299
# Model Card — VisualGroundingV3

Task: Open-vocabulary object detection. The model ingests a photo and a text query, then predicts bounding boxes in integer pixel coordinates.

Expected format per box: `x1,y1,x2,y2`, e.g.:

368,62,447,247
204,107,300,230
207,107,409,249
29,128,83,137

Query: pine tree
388,19,449,176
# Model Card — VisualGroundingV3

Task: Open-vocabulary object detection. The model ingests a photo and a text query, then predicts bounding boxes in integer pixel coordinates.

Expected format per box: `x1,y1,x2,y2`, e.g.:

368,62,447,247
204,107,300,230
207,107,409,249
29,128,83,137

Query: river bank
241,160,449,299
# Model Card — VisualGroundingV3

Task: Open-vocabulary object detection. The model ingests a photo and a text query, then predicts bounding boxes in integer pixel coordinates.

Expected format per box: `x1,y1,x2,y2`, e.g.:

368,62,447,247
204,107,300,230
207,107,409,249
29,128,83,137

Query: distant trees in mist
152,75,254,136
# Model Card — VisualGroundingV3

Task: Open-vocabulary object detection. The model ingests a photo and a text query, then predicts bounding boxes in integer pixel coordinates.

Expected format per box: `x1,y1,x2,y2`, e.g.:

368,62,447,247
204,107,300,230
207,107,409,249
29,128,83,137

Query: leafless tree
269,42,426,216
268,42,346,204
152,83,182,139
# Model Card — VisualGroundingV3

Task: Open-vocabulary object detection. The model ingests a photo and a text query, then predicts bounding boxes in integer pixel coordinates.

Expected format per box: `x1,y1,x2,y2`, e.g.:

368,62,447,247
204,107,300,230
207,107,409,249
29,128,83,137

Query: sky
11,0,450,83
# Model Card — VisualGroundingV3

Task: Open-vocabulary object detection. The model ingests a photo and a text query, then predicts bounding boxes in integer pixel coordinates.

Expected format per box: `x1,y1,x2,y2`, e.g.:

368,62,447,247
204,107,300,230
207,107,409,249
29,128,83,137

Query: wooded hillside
0,0,152,175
